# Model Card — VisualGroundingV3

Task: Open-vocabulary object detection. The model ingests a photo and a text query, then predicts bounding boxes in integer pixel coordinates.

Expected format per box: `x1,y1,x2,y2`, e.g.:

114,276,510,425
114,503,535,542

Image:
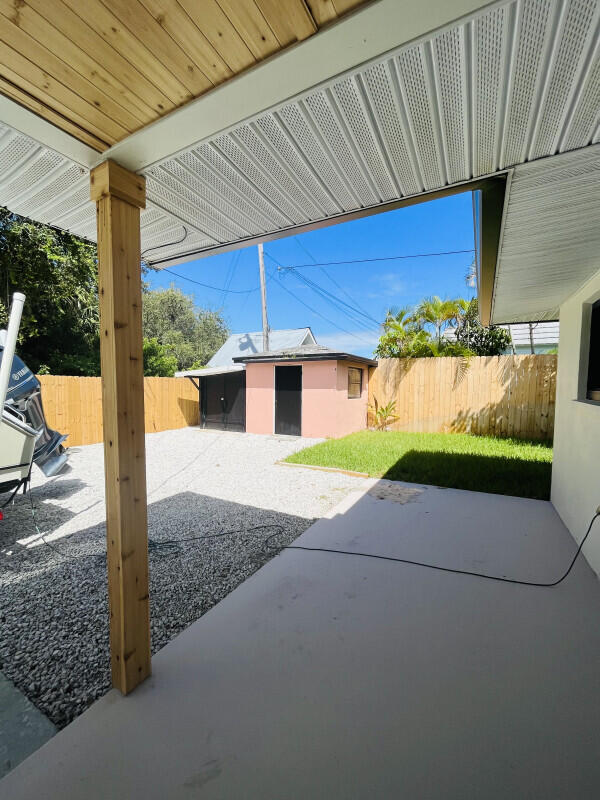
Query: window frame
584,299,600,402
347,366,362,399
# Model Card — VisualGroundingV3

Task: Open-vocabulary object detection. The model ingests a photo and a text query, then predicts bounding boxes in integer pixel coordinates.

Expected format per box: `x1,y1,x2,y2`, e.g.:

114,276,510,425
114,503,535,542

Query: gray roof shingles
208,328,315,367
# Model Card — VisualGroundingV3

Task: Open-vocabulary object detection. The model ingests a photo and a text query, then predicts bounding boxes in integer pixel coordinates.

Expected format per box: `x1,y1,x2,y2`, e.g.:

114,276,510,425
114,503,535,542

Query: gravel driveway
0,429,368,729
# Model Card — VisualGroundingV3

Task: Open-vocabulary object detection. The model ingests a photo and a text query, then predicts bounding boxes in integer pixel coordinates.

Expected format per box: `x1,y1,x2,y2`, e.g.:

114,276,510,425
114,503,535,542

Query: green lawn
285,430,553,500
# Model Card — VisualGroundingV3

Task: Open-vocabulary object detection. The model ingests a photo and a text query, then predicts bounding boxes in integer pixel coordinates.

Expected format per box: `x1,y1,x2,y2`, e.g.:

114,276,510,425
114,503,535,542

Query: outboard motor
0,317,68,481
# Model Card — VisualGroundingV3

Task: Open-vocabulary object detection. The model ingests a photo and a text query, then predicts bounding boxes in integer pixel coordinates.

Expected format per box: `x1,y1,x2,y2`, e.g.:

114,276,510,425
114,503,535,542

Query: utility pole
258,243,269,352
528,322,535,355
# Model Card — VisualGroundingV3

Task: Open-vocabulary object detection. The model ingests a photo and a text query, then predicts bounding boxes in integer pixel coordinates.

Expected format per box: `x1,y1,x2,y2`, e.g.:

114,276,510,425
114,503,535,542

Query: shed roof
233,344,377,366
208,328,315,368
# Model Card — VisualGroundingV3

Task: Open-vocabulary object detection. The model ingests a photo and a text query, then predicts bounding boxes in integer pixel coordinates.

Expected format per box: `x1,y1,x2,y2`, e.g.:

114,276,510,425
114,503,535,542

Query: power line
159,266,260,294
275,277,376,346
292,236,379,327
218,249,242,308
265,255,376,346
267,250,379,335
277,248,475,270
289,269,381,331
290,268,380,327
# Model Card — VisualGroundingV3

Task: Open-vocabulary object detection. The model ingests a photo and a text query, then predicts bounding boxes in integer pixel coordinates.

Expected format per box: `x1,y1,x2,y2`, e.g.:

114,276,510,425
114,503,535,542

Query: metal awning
175,365,245,379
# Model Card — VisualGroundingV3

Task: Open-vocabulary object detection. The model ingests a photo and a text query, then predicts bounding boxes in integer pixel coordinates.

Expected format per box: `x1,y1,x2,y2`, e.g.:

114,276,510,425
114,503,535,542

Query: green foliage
375,296,510,359
195,308,230,366
0,207,100,375
0,209,228,376
285,430,553,500
142,286,229,370
375,304,473,359
454,298,512,356
142,337,178,377
414,295,464,344
369,399,399,430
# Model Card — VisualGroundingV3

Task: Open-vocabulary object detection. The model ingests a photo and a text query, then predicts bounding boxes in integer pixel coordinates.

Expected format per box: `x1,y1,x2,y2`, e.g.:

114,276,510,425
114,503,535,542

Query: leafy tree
0,207,100,375
0,209,228,376
375,306,472,359
142,337,178,377
193,309,230,367
454,298,512,356
142,286,228,370
375,296,506,359
375,308,430,358
414,295,463,345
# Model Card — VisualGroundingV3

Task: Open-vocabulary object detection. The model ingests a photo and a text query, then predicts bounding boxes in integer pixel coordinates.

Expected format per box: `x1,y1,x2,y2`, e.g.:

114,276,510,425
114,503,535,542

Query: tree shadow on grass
382,449,551,500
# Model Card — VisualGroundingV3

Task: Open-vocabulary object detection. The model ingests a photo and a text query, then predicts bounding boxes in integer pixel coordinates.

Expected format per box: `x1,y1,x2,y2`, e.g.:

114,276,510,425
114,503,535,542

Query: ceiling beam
148,173,506,268
477,174,509,327
0,93,101,169
100,0,496,172
0,0,505,176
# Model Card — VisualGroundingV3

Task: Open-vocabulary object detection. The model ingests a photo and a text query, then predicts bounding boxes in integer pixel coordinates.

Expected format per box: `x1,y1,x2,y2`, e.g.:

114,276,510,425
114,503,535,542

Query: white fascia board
0,0,495,174
0,95,99,170
101,0,495,173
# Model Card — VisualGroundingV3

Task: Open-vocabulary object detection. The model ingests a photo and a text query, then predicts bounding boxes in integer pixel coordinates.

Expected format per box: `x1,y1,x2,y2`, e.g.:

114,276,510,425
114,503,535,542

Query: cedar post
90,160,150,694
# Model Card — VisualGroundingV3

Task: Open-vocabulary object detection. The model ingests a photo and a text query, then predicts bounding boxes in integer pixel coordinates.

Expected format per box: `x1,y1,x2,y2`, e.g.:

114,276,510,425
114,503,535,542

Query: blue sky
145,191,476,357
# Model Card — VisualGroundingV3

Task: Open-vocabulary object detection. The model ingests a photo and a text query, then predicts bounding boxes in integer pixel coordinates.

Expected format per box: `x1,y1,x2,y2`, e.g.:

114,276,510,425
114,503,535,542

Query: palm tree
415,296,462,345
383,307,416,338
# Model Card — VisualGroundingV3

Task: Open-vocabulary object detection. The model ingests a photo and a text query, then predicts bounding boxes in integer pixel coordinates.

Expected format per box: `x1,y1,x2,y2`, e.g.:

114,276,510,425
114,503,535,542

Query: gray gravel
0,429,368,729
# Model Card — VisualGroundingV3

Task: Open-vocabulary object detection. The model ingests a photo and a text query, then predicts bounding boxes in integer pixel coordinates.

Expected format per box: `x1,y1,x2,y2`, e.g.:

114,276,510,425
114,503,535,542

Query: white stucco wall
551,268,600,577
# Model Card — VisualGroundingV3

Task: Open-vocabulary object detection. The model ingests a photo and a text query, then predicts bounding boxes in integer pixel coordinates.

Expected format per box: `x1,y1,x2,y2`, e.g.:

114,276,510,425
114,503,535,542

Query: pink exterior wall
300,361,339,438
245,362,275,435
245,359,369,438
335,361,369,438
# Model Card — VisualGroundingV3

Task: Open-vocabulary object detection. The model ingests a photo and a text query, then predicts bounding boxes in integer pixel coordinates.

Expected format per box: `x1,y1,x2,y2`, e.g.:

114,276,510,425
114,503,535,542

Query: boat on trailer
0,293,68,501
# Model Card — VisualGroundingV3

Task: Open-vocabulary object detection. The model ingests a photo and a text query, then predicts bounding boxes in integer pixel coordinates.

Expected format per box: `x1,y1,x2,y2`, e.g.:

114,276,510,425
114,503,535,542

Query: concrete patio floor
2,479,600,798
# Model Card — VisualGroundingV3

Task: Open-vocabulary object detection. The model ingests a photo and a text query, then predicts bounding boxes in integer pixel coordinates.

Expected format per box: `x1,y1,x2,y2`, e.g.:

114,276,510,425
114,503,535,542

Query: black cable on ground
147,524,286,558
264,513,600,589
24,487,285,563
17,485,600,590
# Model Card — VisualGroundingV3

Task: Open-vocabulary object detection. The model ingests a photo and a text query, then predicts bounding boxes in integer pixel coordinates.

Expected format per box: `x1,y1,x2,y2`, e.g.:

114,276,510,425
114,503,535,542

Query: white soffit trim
0,0,598,271
0,120,212,257
491,144,600,324
140,0,600,265
0,95,99,170
103,0,491,172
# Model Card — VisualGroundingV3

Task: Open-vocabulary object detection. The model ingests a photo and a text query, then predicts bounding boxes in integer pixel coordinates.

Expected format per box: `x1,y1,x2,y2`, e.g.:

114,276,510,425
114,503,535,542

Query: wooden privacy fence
369,355,557,441
38,376,199,447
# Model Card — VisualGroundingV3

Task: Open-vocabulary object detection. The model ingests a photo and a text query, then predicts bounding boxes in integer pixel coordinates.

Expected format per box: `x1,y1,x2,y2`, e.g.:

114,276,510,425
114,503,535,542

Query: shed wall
301,361,339,438
335,361,369,438
244,360,368,438
245,363,275,435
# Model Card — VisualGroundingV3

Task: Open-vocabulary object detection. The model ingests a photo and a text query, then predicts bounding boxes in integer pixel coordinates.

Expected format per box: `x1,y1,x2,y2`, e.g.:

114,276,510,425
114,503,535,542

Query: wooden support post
90,160,150,694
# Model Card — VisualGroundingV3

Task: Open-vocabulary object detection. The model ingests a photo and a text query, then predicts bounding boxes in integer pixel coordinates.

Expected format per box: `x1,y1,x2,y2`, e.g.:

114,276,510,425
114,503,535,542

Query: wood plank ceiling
0,0,369,151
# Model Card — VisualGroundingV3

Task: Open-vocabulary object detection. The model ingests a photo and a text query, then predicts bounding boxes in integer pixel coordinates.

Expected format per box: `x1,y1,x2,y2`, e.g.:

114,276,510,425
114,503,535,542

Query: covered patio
2,481,600,798
0,0,599,793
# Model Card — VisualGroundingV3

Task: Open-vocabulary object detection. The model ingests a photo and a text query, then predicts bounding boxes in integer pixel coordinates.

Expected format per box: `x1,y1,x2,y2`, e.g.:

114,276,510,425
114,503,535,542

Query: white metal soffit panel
492,144,600,323
0,122,213,257
0,0,598,267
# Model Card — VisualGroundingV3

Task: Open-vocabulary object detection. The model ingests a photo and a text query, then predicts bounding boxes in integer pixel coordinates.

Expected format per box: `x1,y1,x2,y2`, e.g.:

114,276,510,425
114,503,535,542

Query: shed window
586,300,600,401
348,367,362,399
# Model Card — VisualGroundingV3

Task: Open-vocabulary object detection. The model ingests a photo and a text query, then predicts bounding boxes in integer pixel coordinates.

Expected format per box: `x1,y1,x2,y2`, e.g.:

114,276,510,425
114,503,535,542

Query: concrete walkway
0,672,56,778
1,480,600,798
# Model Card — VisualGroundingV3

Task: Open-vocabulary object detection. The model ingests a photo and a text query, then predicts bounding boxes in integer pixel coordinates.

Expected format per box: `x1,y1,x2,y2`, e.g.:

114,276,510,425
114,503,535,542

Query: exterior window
587,300,600,401
348,367,362,399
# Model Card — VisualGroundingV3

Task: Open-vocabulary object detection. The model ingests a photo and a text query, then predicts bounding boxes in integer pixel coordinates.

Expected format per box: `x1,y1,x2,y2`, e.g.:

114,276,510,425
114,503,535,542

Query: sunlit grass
285,430,553,499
